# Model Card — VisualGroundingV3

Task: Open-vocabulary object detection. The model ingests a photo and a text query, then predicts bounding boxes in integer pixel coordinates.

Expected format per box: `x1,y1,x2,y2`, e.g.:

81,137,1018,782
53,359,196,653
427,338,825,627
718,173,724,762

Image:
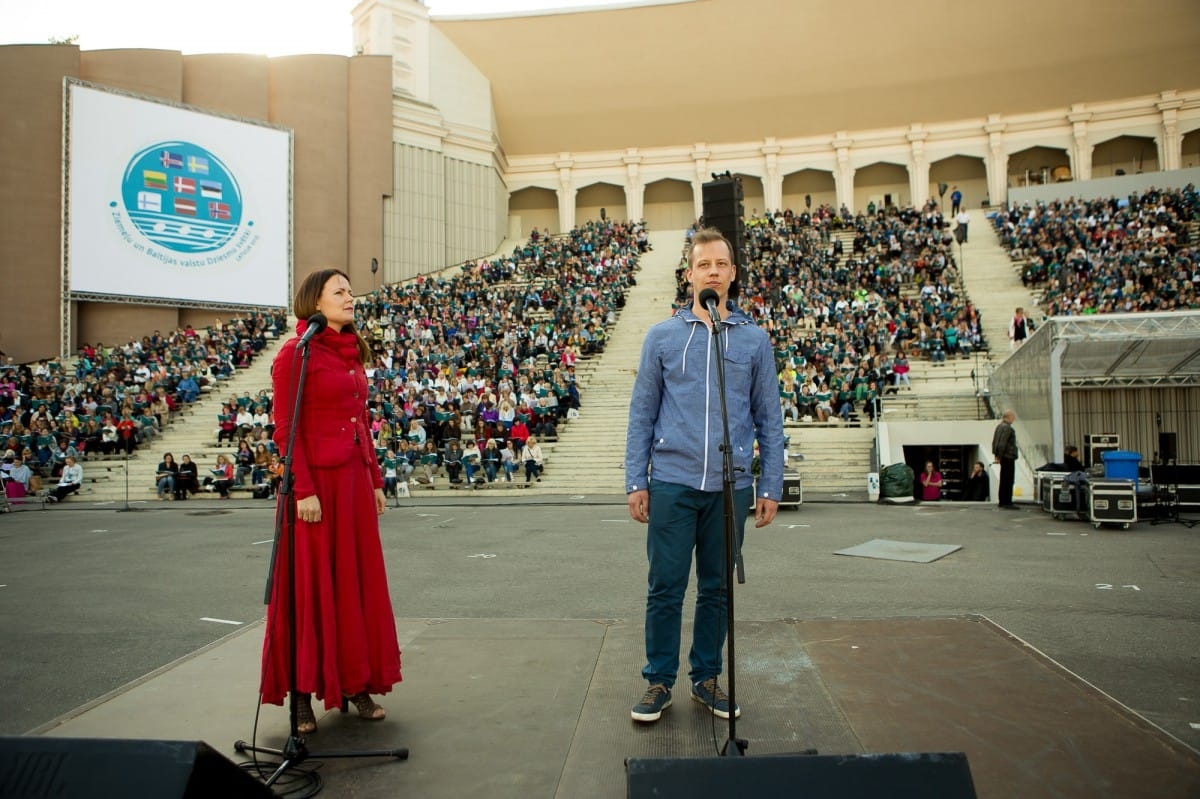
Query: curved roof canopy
433,0,1200,156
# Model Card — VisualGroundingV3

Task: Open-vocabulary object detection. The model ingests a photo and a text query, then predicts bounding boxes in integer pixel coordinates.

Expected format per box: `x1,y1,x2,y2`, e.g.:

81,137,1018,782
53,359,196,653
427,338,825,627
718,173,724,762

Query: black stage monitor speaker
627,752,977,799
1159,432,1178,463
0,737,272,799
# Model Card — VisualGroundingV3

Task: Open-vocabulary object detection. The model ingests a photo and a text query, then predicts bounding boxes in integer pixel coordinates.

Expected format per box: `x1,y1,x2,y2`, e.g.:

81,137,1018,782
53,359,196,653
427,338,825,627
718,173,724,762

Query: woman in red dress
261,268,402,734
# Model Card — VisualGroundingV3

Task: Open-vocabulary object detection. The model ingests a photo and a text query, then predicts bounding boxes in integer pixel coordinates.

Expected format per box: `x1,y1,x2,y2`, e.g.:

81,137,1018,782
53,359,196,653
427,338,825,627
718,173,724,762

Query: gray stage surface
2,496,1198,797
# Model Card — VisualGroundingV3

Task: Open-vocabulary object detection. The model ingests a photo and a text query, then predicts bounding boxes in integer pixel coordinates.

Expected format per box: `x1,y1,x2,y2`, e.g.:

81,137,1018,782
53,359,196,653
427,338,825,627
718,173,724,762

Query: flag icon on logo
174,197,197,216
187,155,209,175
209,201,230,220
174,176,196,194
199,180,222,199
143,170,168,191
137,191,162,212
160,150,183,169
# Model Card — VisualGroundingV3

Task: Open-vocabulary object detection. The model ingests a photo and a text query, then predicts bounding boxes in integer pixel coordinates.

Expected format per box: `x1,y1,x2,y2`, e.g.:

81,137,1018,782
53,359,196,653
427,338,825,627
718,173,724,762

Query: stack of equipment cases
1083,478,1137,529
1037,470,1069,516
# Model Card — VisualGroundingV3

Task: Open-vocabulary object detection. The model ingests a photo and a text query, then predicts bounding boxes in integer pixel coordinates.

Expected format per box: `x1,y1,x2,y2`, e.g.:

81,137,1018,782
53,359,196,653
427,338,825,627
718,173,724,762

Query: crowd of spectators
0,310,284,498
992,185,1200,316
343,219,643,487
684,202,984,423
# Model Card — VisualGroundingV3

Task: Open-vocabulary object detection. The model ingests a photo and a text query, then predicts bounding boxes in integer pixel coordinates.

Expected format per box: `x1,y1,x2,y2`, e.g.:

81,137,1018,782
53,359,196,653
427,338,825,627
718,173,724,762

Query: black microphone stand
235,333,407,791
704,299,747,758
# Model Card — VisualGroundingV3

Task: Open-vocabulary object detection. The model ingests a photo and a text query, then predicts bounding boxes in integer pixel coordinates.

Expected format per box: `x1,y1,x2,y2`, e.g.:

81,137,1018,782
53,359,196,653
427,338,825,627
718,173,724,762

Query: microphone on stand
297,312,327,348
698,288,722,325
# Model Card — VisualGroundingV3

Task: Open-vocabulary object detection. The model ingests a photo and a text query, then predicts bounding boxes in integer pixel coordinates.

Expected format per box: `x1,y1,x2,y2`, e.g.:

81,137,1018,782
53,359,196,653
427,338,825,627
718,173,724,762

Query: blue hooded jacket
625,304,785,500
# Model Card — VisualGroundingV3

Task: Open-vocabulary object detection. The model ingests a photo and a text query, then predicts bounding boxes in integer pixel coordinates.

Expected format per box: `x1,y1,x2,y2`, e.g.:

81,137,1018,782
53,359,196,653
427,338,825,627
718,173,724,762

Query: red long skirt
260,462,402,710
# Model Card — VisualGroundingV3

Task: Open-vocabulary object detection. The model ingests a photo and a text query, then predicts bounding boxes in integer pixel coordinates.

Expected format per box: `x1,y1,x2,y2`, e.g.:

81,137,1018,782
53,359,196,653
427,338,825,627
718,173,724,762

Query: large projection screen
65,80,291,309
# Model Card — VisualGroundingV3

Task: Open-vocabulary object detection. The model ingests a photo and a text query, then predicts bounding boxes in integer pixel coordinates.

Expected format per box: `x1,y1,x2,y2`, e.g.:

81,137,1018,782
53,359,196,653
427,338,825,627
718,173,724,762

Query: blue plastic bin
1101,450,1140,481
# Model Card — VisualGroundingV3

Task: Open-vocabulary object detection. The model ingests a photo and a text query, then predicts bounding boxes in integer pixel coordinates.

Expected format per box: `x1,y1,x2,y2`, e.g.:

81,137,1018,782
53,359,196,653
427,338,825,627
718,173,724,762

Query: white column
1068,109,1093,182
691,145,710,222
624,151,644,222
556,157,576,233
908,126,930,207
832,134,855,213
1158,93,1184,171
984,117,1008,206
762,140,782,213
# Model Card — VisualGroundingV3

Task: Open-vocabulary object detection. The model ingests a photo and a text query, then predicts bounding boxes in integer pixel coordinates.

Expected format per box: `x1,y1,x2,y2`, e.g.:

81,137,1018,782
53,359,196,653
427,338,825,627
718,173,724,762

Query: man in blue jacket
626,227,785,724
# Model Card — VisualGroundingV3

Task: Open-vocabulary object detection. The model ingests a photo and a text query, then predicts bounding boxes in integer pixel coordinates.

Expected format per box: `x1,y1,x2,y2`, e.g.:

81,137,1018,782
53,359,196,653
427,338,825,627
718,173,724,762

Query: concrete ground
1,494,1198,797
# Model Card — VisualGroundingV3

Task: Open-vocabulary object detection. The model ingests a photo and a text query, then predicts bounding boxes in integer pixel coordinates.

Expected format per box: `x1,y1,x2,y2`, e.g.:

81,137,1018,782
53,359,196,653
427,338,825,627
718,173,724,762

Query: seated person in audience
521,435,544,483
443,439,465,484
176,373,201,404
4,454,31,498
203,453,235,498
510,417,531,449
47,455,82,503
462,438,482,484
266,454,284,497
155,452,178,500
115,413,138,454
234,440,255,486
481,438,502,483
251,443,271,486
216,404,238,443
175,453,199,500
417,441,441,484
235,405,255,439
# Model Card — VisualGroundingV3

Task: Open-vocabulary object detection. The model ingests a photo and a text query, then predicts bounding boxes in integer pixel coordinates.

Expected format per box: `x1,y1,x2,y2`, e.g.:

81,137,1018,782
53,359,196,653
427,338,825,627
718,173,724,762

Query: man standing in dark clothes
992,409,1019,508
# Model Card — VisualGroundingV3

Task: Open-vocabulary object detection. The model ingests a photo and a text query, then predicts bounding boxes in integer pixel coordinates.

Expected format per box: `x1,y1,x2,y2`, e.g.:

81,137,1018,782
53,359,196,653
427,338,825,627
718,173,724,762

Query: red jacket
272,327,383,499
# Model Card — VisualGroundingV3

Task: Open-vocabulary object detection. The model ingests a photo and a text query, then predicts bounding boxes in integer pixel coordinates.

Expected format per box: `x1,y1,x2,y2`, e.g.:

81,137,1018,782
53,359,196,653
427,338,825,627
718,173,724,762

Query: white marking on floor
252,539,274,545
467,553,496,559
784,524,811,529
601,519,629,523
1047,532,1068,536
200,617,243,625
90,530,109,533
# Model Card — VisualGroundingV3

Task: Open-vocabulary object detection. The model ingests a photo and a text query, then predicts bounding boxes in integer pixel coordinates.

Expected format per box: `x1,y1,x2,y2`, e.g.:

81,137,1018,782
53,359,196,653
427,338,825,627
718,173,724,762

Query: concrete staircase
536,229,683,495
74,334,289,504
959,209,1045,349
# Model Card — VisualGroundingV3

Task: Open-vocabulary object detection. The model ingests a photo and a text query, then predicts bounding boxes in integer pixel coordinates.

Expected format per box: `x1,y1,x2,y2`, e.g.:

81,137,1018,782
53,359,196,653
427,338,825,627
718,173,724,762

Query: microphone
297,312,327,347
698,288,721,323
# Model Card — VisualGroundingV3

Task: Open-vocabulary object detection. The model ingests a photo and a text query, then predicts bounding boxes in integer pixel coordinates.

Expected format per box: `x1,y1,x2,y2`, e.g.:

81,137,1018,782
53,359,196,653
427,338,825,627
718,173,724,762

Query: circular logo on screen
120,142,242,254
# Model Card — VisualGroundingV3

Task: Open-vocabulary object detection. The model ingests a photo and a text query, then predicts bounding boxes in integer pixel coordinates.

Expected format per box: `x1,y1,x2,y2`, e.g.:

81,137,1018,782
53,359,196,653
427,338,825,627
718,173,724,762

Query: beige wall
0,44,393,361
1092,136,1161,178
0,45,79,361
781,170,836,215
643,179,694,231
509,187,558,236
576,183,625,226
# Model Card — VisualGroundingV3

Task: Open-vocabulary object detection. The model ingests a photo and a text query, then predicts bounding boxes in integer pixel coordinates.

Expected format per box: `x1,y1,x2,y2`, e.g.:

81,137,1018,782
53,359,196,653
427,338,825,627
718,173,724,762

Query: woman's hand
296,495,321,524
375,488,386,516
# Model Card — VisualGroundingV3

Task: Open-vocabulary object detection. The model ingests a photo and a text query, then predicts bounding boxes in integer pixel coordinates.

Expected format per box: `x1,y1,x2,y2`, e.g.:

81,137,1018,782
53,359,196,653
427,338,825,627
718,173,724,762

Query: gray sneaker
631,684,672,723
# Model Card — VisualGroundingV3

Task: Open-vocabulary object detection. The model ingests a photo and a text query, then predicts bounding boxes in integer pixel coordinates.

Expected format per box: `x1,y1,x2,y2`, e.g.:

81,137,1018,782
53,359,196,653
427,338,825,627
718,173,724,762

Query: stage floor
3,496,1199,796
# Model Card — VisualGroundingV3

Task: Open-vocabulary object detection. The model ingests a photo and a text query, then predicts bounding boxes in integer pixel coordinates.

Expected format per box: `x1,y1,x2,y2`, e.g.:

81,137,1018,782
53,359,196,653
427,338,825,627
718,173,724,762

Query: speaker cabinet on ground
627,752,977,798
0,737,272,798
1159,432,1178,463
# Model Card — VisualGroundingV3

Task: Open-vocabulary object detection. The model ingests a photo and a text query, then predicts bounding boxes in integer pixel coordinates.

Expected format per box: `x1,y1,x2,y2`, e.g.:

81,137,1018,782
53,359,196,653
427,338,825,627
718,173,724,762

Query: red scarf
295,319,363,366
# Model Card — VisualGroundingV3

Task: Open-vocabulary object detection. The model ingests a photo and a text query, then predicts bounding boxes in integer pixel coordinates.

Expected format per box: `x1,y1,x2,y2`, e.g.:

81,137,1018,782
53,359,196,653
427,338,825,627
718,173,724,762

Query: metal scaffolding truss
1051,312,1200,389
